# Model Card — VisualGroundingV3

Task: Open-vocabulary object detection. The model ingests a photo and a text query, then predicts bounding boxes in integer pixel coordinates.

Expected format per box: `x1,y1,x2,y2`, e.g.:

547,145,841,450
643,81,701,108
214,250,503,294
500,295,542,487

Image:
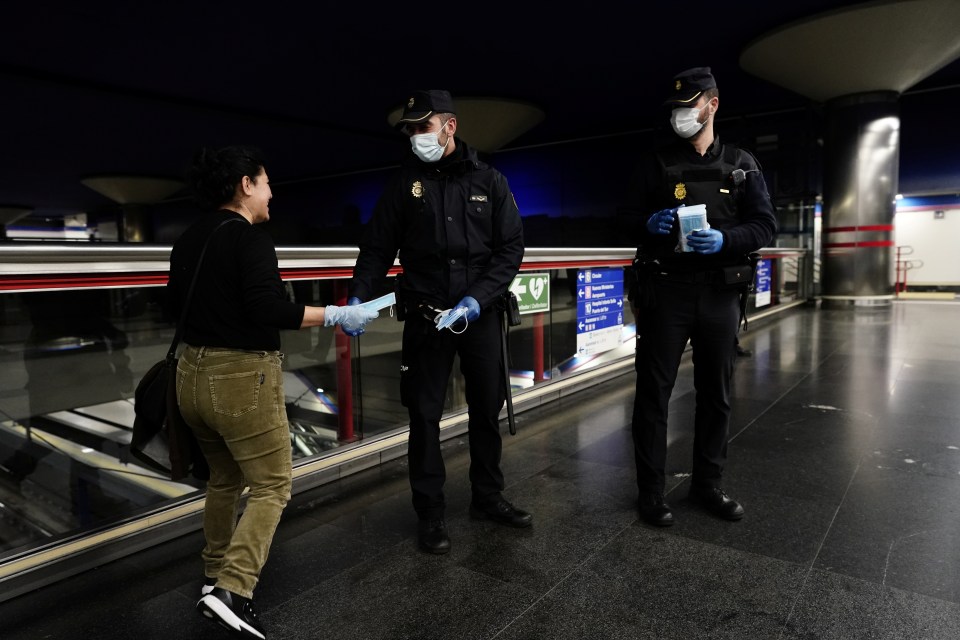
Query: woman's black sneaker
197,587,266,639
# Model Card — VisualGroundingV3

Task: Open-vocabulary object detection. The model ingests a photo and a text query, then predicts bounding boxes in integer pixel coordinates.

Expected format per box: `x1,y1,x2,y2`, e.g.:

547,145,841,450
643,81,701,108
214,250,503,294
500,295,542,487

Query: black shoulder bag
130,219,239,480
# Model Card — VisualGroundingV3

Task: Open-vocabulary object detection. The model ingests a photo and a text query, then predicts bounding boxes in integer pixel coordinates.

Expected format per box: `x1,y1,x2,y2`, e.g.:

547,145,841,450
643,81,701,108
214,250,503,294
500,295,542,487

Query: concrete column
821,91,899,307
119,204,150,243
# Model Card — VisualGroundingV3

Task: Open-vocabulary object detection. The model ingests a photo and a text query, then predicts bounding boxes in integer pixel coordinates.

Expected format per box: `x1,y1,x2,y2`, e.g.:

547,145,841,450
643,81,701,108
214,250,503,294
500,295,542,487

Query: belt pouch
721,264,754,287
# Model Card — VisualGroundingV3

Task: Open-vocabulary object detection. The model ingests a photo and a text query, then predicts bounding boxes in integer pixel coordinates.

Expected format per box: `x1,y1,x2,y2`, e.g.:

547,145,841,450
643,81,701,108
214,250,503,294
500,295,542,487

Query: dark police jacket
350,139,524,312
622,136,778,273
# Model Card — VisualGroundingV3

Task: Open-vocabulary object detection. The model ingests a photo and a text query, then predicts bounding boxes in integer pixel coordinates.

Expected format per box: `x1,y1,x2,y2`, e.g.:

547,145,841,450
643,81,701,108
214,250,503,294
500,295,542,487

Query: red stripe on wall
0,273,170,291
0,266,410,292
824,225,893,233
824,241,896,248
519,260,633,270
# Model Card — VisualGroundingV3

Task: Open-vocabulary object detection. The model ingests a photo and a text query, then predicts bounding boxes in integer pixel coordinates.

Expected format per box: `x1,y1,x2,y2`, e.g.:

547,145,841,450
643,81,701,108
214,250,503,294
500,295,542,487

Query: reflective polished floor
3,301,960,640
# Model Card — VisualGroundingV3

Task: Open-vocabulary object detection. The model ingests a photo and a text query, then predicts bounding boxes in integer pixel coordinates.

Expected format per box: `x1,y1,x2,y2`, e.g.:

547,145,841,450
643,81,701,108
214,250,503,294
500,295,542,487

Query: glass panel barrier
0,245,809,597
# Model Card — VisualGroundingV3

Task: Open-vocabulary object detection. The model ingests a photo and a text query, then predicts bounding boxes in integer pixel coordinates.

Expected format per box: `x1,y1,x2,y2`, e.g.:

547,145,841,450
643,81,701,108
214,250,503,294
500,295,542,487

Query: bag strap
167,217,244,360
737,252,762,333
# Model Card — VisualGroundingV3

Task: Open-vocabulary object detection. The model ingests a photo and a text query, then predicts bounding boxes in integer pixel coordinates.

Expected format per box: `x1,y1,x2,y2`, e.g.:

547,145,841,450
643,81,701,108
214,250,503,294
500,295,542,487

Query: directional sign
576,267,624,356
755,258,771,307
577,297,623,318
509,272,550,315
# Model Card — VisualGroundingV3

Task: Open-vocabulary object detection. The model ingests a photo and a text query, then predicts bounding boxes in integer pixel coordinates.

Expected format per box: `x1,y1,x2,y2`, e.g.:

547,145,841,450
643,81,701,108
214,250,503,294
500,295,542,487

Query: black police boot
638,493,674,527
688,486,744,521
417,518,451,554
469,498,533,528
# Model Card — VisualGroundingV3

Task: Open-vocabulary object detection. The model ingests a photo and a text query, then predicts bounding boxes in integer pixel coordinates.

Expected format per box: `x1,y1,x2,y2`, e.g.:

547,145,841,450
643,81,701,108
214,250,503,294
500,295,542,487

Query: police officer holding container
347,90,530,554
622,68,777,526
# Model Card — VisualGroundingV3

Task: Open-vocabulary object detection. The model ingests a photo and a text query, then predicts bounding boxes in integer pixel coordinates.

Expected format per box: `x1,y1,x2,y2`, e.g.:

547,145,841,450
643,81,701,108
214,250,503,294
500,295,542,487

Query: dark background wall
141,85,956,249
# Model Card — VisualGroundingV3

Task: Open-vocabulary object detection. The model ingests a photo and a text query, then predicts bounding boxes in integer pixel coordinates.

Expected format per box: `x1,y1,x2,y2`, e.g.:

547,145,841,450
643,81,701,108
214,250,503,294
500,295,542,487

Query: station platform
2,300,959,639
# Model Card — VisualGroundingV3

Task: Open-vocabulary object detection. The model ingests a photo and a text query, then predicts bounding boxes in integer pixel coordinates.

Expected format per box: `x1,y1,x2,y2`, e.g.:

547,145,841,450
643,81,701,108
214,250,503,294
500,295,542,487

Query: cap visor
397,110,433,124
663,90,703,106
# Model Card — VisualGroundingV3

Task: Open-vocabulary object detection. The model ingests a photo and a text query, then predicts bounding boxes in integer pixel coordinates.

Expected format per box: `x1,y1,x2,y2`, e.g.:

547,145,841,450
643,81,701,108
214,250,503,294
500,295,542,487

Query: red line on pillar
824,241,895,248
824,225,893,233
333,282,356,443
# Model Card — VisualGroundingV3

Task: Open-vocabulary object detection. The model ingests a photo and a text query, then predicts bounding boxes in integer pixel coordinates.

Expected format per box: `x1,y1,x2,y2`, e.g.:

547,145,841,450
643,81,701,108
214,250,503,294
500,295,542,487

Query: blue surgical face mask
670,106,704,139
410,121,450,162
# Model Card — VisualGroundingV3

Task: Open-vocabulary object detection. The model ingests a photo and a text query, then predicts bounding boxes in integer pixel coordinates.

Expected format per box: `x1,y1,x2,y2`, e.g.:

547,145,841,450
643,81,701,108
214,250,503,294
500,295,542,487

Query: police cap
396,90,456,128
663,67,716,106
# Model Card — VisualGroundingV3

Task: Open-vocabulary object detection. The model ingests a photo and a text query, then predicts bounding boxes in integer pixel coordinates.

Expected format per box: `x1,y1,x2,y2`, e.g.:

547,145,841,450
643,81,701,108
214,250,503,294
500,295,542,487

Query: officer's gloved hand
440,295,480,332
325,301,378,336
646,207,678,235
686,228,724,254
455,296,481,322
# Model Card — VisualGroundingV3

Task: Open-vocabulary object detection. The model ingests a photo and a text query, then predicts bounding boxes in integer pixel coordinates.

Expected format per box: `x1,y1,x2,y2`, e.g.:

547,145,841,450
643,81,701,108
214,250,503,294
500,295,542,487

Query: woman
168,145,375,640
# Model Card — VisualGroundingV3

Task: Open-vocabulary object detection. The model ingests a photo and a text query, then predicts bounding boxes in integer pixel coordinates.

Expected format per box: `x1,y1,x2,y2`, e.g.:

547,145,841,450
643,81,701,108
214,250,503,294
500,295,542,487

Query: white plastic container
677,204,709,252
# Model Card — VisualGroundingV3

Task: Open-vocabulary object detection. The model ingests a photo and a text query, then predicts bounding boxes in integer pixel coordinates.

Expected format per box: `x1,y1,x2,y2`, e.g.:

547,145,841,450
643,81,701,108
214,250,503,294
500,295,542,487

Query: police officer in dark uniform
622,68,778,526
348,90,531,554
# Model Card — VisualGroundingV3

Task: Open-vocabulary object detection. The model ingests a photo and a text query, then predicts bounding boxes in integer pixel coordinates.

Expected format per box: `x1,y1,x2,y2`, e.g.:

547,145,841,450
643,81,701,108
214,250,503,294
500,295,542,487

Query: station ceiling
3,1,960,220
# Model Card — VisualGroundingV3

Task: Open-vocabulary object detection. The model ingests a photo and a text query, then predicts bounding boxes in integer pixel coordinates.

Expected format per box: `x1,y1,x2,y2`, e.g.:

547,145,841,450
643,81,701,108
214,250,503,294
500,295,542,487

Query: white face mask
410,122,450,163
670,106,704,139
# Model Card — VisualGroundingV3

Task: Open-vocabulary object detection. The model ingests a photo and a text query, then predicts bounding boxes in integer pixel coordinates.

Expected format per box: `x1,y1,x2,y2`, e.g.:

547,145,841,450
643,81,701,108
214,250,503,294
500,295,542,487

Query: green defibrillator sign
509,272,550,315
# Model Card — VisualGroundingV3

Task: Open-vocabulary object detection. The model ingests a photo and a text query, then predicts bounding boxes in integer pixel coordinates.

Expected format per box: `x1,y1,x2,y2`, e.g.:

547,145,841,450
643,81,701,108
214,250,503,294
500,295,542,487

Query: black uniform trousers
400,309,506,520
631,276,740,495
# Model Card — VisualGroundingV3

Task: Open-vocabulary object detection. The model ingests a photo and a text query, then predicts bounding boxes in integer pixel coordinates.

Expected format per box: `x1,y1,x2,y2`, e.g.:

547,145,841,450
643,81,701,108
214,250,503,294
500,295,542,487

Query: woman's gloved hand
325,302,378,335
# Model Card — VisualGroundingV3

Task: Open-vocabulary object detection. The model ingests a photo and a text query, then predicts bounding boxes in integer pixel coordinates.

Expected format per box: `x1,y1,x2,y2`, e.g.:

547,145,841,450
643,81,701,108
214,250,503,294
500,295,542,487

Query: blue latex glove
454,296,480,322
341,297,364,336
686,228,724,254
437,295,481,332
325,303,378,335
646,207,677,235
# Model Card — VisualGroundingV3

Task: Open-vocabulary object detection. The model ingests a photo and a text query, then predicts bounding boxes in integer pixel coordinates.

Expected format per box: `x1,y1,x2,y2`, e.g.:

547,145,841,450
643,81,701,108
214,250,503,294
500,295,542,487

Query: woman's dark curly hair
187,145,266,211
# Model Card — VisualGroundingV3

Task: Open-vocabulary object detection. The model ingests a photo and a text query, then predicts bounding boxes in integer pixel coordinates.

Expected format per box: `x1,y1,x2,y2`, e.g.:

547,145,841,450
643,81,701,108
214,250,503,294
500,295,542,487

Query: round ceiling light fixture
80,175,185,205
387,97,545,153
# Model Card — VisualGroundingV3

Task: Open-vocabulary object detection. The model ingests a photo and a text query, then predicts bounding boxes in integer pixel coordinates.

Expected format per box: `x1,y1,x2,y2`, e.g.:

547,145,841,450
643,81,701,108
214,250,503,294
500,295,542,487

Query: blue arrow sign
576,267,625,336
579,269,623,285
578,299,624,317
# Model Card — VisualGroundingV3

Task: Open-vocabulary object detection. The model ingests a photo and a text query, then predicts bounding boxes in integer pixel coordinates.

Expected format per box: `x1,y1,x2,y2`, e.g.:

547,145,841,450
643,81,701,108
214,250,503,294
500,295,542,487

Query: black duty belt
652,270,718,284
416,302,446,323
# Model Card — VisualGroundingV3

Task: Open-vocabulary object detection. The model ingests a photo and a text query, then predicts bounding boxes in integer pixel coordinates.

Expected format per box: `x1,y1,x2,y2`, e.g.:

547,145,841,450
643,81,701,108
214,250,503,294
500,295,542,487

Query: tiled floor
3,301,960,639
